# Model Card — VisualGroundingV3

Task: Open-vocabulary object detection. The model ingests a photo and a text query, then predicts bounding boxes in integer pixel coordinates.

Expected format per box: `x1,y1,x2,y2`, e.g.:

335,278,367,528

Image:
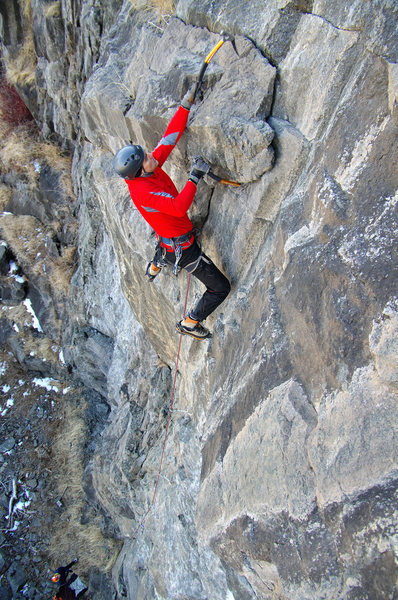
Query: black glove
189,156,210,185
181,84,197,110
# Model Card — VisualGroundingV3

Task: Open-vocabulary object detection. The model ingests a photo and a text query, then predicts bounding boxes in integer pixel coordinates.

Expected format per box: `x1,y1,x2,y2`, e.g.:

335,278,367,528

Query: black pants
163,241,230,322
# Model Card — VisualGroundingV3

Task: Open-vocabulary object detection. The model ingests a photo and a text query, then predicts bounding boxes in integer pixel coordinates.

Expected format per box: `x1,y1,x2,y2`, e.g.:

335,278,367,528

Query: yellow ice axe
192,35,237,101
193,36,242,187
205,39,225,63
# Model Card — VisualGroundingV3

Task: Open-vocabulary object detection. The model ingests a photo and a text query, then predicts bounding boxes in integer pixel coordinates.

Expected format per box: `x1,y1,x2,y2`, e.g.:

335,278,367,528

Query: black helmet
113,145,145,179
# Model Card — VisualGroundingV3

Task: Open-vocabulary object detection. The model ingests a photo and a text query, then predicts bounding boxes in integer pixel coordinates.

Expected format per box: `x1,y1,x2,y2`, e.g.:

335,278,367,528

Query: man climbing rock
113,87,230,340
51,559,87,599
51,559,78,586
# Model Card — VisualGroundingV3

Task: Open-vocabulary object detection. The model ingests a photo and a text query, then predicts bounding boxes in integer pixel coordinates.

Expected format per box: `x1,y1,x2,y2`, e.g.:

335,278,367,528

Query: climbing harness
132,272,192,539
159,231,195,275
149,230,203,279
158,231,194,251
158,229,204,275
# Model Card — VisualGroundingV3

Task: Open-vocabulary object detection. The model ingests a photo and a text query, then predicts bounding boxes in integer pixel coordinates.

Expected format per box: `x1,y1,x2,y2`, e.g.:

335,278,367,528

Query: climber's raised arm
152,87,195,167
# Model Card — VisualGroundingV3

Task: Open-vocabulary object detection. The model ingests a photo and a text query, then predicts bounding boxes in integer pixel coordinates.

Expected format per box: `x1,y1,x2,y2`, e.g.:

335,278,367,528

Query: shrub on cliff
0,79,33,129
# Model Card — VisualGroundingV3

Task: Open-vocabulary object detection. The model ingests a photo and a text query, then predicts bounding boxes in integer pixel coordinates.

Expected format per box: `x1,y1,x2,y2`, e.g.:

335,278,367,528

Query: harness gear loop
171,239,183,276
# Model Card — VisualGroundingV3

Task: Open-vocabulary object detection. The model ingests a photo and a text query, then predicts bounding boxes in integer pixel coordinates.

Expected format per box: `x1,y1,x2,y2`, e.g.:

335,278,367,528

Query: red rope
132,273,192,538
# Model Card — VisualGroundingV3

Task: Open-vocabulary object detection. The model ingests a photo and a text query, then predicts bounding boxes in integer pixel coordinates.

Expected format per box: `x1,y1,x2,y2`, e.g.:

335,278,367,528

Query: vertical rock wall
1,0,398,598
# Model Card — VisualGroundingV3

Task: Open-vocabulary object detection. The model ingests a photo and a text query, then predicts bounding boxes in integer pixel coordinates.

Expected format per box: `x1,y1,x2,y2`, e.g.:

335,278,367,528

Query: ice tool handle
192,35,242,187
192,34,236,102
207,170,241,187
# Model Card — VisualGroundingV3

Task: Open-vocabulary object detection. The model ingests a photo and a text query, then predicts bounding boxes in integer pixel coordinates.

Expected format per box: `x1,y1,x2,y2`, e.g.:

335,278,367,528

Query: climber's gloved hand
181,84,198,110
189,156,210,185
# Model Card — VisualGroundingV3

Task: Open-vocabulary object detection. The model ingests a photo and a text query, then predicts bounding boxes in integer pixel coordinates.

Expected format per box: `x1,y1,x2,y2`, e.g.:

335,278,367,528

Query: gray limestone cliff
0,0,398,599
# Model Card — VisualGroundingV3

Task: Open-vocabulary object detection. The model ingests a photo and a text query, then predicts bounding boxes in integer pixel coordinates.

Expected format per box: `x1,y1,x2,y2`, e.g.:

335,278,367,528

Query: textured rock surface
1,0,398,598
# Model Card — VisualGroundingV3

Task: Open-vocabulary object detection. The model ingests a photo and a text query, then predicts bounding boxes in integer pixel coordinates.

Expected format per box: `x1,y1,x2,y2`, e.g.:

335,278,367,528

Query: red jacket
126,105,196,238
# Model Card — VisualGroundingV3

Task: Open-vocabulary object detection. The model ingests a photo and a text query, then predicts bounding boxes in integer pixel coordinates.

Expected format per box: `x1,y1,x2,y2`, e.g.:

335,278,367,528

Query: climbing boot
146,262,161,282
176,318,211,340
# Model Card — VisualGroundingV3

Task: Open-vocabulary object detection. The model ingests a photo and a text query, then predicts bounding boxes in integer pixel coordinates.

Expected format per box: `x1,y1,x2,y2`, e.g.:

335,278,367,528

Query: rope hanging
132,273,192,538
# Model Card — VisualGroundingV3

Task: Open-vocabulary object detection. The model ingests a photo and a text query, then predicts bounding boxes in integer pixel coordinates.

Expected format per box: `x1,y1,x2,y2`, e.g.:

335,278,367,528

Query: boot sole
176,324,211,340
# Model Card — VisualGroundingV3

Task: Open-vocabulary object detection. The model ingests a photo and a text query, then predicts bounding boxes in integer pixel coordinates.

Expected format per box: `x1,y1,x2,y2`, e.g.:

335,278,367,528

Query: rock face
1,0,398,599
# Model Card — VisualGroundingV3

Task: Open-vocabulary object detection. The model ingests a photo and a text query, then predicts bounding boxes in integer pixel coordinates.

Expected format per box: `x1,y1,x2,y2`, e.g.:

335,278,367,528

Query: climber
51,559,78,585
112,86,231,340
51,559,87,599
53,581,88,600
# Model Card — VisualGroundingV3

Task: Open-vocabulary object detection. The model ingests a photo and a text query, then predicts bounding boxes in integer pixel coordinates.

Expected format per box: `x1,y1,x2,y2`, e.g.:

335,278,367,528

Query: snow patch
8,520,21,531
9,261,18,274
23,299,43,333
32,377,59,392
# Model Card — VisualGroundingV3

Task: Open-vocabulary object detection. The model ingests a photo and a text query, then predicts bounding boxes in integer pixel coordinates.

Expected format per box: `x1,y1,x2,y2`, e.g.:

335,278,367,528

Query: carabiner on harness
172,242,183,276
158,231,196,276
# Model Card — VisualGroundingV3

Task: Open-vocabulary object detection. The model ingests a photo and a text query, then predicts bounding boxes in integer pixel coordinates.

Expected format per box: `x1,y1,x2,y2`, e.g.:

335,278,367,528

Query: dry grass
31,335,60,363
49,397,121,575
0,214,46,263
0,122,39,181
0,184,12,212
45,1,62,18
4,0,36,87
0,214,76,298
0,302,61,359
0,116,75,225
0,349,120,581
0,75,77,335
5,45,36,87
51,245,77,296
151,0,175,13
129,0,175,19
0,119,73,187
